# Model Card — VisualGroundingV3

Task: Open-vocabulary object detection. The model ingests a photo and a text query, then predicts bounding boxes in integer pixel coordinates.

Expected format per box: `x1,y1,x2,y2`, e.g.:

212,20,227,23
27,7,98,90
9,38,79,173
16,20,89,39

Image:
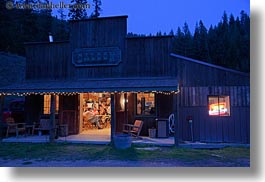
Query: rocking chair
123,120,143,139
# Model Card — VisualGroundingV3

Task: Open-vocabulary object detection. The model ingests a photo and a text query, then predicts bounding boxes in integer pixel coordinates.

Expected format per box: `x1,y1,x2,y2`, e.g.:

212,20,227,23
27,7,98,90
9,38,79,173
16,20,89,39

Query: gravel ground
0,158,250,167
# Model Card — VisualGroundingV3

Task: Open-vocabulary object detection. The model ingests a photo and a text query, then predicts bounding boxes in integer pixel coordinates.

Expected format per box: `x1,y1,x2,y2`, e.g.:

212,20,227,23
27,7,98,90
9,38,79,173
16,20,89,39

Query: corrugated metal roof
0,77,178,95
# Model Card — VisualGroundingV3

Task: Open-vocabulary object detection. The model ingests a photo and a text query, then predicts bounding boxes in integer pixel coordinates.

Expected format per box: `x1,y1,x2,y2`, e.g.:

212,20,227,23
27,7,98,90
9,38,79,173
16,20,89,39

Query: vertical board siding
178,106,249,143
172,57,249,86
26,42,71,80
179,86,250,107
178,86,250,143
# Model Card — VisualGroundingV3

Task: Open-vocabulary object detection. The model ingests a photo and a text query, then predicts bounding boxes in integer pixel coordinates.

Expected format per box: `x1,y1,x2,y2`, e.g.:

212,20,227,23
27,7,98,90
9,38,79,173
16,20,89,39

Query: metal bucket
148,129,156,138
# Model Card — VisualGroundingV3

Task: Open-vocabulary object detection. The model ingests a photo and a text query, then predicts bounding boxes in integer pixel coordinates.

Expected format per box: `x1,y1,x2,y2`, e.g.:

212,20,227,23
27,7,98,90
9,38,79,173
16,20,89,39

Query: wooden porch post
110,93,116,142
173,93,179,147
49,94,56,142
0,95,4,138
124,93,128,124
0,95,4,122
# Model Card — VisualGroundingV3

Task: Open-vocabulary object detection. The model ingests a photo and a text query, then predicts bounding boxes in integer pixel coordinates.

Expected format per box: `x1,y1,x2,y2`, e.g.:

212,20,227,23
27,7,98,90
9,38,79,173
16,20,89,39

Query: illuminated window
43,95,59,114
208,96,230,116
136,93,156,116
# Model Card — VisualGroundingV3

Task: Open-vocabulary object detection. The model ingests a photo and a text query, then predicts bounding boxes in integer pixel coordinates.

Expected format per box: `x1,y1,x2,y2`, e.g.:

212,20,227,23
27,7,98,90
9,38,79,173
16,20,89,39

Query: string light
0,90,180,96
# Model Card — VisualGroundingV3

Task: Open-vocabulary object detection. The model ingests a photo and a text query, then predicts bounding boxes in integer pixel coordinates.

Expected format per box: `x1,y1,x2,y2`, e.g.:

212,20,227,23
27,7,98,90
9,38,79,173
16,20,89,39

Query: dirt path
0,158,250,167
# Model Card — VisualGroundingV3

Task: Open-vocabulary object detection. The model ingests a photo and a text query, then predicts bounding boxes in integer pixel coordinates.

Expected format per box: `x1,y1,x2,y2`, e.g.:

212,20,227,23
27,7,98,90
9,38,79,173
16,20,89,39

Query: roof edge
24,41,70,46
126,35,173,39
69,15,128,22
170,53,249,76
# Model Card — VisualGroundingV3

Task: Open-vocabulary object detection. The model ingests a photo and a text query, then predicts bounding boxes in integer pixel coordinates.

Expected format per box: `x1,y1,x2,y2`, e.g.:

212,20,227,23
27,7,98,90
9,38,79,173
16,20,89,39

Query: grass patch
0,142,249,163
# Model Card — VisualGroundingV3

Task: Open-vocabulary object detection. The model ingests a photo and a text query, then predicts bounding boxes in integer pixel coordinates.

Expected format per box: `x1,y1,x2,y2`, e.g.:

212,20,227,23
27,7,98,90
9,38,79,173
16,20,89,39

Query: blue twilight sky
51,0,250,34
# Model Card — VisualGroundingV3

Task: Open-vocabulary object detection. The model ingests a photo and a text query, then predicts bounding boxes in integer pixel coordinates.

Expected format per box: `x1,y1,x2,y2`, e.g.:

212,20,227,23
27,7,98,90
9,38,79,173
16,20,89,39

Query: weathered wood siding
25,42,72,80
70,16,127,79
179,86,250,107
125,37,174,77
171,56,249,86
178,86,250,143
25,16,175,80
59,95,79,135
70,16,127,49
178,107,250,143
25,38,174,80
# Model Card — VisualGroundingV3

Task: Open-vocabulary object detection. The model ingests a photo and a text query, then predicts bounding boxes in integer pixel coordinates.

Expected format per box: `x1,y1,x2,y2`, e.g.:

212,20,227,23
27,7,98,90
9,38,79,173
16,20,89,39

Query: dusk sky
52,0,250,34
100,0,250,34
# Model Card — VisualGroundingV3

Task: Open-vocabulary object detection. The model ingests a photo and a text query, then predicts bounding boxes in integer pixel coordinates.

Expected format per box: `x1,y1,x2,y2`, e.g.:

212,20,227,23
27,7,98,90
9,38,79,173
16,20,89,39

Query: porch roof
0,77,179,95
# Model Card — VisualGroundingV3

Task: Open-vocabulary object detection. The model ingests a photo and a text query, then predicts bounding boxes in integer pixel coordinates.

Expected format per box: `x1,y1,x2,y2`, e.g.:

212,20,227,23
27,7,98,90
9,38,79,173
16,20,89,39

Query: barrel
113,134,132,149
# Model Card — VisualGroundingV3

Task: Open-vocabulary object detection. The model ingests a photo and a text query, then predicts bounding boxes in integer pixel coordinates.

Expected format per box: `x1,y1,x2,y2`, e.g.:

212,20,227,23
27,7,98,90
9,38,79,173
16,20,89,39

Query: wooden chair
34,119,51,135
123,120,143,139
6,117,26,137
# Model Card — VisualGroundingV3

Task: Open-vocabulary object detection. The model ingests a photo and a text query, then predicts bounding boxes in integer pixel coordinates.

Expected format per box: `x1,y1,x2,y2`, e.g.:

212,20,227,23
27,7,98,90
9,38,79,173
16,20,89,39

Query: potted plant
148,127,156,138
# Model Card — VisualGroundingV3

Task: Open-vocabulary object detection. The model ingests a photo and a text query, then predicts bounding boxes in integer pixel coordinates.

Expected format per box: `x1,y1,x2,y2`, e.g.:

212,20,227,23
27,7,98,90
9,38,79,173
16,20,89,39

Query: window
136,93,156,116
43,95,59,114
208,96,230,116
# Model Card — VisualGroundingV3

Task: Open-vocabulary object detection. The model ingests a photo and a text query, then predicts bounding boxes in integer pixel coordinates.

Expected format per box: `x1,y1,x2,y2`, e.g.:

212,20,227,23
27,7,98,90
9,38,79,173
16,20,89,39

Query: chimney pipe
49,32,53,43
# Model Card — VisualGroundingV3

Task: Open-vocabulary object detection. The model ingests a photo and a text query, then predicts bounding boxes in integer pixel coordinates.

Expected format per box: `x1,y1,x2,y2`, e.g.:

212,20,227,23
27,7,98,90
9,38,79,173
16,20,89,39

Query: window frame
43,95,59,115
134,93,157,118
207,95,231,117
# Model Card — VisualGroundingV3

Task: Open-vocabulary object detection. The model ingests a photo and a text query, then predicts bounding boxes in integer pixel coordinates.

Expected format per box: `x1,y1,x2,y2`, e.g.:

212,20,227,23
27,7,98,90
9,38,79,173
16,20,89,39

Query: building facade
0,16,250,144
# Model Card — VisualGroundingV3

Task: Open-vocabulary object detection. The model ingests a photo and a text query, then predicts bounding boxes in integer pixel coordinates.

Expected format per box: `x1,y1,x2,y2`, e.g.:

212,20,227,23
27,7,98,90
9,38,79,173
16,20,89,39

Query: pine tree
37,0,53,41
237,11,250,72
192,23,200,60
90,0,102,18
172,27,184,55
198,20,210,62
208,25,218,64
68,0,88,20
182,22,193,57
169,29,174,36
156,31,162,36
227,14,240,69
53,8,69,41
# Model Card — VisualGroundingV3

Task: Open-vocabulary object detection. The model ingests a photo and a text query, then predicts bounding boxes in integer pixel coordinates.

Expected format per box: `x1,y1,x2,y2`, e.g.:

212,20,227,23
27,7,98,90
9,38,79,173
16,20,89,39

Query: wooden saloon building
0,16,250,144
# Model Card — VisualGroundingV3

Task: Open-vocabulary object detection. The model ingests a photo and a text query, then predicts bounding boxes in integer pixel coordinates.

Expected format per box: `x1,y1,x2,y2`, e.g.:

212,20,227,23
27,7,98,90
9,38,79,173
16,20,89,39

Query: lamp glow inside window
43,95,59,114
208,96,230,116
136,93,155,116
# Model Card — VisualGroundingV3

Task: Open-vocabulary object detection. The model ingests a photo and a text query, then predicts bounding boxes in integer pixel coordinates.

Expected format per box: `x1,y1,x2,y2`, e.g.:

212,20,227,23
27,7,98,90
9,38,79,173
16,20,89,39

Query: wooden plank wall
25,42,72,80
178,86,250,143
70,17,127,79
125,37,174,77
25,17,176,80
24,16,250,87
179,86,250,107
178,107,250,143
70,17,127,49
59,95,79,135
172,57,250,86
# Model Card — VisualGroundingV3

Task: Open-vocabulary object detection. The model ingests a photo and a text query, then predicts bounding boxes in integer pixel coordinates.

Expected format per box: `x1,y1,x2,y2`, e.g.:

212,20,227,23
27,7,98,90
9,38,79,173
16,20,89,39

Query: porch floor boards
57,128,111,144
1,134,249,149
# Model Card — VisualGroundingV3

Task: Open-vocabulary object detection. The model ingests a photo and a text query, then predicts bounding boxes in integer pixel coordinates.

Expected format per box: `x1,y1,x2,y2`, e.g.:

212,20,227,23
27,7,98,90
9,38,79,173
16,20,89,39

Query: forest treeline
128,11,250,73
0,0,250,72
173,11,250,72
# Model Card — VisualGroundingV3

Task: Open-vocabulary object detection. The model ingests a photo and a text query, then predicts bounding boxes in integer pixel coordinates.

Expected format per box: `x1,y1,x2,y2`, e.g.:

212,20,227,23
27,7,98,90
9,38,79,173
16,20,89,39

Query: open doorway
79,93,111,139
